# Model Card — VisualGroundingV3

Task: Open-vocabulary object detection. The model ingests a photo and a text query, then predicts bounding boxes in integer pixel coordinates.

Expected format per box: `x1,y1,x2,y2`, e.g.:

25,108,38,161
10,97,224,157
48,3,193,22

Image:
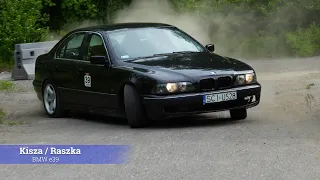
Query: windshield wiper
124,54,165,62
152,51,198,56
172,51,198,54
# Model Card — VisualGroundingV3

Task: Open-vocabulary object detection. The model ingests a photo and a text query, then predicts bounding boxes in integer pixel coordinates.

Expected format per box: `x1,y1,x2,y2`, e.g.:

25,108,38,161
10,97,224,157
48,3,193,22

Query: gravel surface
0,57,320,180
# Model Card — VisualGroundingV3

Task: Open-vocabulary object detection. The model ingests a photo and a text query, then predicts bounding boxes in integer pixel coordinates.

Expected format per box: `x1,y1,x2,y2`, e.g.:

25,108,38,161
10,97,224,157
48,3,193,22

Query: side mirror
90,56,107,65
205,44,215,52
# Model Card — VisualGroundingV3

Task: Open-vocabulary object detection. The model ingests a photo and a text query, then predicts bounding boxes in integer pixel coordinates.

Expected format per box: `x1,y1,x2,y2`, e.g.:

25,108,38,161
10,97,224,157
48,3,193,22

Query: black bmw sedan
33,22,261,128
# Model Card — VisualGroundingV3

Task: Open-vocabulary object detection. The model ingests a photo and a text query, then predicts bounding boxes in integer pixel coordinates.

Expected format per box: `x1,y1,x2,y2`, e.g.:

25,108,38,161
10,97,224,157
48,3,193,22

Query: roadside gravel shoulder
0,80,41,124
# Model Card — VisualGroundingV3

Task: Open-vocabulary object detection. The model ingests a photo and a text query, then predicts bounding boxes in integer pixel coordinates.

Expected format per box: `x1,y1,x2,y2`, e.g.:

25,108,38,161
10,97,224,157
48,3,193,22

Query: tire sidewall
42,80,62,118
124,84,148,128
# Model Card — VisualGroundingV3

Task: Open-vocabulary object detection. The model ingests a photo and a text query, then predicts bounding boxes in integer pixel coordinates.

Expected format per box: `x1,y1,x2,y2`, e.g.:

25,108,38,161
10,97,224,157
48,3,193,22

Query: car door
53,31,87,104
76,32,118,109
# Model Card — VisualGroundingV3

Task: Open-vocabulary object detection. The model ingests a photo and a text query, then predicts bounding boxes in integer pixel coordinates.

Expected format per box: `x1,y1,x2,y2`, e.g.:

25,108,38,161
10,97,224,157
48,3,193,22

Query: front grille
199,76,233,92
199,78,215,91
217,76,232,89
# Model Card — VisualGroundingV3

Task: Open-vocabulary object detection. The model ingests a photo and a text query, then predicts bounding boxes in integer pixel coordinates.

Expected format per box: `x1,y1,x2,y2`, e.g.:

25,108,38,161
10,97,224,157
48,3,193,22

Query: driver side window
86,34,107,61
56,32,85,60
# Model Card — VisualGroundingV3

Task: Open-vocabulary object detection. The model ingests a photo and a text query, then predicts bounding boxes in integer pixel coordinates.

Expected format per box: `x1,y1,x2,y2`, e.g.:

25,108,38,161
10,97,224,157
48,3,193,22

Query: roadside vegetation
0,80,14,91
307,83,315,89
0,108,24,126
0,0,319,71
0,108,6,124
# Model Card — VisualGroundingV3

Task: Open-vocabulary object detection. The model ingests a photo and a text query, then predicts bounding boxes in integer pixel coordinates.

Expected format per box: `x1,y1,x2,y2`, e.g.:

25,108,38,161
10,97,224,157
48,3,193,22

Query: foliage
0,59,13,72
0,108,23,125
61,0,98,22
0,80,14,91
0,108,6,124
286,23,320,57
7,120,25,126
220,33,290,58
60,0,131,24
0,0,50,64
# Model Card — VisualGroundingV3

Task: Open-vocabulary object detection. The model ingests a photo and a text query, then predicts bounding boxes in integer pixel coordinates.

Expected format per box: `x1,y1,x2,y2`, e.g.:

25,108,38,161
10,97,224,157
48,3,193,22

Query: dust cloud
49,0,221,53
48,0,301,58
46,0,287,58
44,20,104,41
62,20,104,32
111,0,257,57
112,0,212,45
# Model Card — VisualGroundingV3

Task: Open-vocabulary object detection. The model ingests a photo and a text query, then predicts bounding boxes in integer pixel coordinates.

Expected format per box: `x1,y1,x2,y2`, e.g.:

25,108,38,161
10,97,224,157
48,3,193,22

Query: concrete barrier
11,41,58,80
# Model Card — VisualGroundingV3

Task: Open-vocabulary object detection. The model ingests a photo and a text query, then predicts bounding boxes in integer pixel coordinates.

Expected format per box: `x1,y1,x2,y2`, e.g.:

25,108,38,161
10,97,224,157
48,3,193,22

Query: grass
286,23,320,57
0,108,6,124
0,108,25,126
0,80,14,91
306,83,315,89
0,61,13,72
6,120,25,126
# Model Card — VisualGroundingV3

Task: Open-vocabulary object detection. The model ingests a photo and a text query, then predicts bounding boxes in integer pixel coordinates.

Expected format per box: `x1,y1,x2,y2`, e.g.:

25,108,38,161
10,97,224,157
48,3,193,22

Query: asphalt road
0,57,320,180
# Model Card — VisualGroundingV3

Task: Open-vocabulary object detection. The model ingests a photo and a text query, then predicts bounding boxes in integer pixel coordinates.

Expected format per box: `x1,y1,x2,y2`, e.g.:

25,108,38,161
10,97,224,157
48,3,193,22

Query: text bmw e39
32,22,262,128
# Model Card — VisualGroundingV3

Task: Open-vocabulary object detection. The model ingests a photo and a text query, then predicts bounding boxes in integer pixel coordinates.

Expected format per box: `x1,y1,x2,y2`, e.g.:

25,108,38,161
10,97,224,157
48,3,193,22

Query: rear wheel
230,108,247,120
124,84,149,128
42,80,65,118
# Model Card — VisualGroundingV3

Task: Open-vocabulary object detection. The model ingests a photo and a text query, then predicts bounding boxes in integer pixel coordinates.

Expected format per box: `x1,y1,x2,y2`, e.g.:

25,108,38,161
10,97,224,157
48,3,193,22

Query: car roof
74,22,175,32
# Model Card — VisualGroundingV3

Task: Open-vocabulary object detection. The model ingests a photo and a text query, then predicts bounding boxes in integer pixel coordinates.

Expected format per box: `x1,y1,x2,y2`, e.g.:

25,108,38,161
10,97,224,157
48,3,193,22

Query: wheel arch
41,78,52,93
41,77,57,98
116,70,155,111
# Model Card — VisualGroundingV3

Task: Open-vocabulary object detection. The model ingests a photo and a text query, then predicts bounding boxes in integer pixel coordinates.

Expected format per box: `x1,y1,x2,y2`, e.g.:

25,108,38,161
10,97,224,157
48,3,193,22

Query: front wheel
124,84,149,128
42,81,65,118
230,108,247,120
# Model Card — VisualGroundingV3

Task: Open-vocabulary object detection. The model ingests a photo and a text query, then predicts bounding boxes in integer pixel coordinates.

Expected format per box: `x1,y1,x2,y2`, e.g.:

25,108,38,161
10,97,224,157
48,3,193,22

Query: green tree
59,0,132,24
0,0,50,63
61,0,99,23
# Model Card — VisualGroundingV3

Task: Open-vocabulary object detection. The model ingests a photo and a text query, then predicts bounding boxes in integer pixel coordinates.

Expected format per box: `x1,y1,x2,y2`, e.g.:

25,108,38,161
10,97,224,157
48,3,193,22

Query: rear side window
56,32,86,60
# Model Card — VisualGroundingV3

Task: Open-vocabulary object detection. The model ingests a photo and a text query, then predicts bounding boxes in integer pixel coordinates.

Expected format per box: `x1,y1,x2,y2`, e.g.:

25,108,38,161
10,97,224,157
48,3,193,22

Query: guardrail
11,41,58,80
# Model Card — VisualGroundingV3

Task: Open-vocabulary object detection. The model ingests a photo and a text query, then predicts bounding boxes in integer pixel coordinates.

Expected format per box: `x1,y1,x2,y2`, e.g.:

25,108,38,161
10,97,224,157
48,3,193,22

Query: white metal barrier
11,41,58,80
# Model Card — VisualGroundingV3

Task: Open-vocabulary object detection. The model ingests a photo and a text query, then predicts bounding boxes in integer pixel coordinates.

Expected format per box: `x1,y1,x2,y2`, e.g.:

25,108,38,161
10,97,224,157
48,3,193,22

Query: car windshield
105,27,205,60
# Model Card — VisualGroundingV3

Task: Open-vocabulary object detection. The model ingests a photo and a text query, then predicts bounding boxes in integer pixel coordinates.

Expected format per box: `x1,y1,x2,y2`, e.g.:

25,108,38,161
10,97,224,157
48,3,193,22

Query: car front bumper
143,84,261,120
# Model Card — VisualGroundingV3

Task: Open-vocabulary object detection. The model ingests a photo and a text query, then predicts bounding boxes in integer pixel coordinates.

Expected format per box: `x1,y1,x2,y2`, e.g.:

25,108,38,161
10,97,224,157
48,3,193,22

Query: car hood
121,52,254,82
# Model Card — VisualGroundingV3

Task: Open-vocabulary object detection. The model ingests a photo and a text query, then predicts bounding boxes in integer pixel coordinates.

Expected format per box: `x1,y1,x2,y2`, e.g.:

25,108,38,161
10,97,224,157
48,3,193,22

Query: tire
230,108,247,120
42,80,65,118
124,84,149,128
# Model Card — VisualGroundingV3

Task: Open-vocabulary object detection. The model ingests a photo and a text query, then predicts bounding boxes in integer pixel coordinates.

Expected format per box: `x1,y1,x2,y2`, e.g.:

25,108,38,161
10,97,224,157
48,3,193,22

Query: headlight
245,73,254,83
235,73,256,85
152,82,195,94
166,83,178,92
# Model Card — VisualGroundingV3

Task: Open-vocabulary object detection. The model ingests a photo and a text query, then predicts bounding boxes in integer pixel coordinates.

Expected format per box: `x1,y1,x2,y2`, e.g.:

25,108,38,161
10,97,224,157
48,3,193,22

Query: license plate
203,91,237,104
